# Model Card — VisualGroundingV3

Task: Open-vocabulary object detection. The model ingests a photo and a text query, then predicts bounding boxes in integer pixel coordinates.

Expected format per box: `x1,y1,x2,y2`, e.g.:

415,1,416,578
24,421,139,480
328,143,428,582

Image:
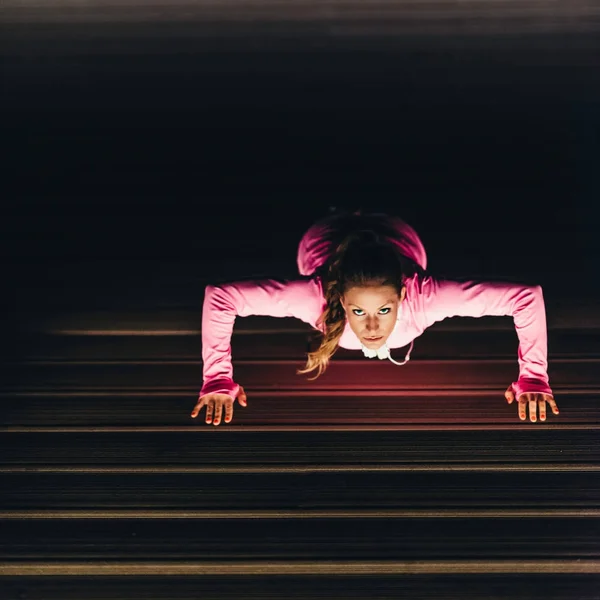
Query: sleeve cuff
199,378,239,400
511,377,553,400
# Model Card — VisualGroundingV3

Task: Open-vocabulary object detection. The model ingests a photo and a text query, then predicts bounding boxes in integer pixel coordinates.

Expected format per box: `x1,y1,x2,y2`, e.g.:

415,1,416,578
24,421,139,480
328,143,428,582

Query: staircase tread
1,559,599,576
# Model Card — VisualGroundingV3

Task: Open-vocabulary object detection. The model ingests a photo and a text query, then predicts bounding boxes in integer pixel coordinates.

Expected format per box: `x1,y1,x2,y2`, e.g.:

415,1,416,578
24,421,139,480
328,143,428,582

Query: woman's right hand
191,385,247,426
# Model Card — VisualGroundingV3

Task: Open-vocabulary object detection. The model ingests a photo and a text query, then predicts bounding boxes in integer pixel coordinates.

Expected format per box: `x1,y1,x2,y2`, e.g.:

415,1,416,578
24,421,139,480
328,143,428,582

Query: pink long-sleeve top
200,272,553,401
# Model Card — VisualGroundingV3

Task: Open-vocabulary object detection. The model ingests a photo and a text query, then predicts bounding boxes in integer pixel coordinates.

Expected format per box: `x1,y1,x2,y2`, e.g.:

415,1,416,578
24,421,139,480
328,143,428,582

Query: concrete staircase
1,246,599,599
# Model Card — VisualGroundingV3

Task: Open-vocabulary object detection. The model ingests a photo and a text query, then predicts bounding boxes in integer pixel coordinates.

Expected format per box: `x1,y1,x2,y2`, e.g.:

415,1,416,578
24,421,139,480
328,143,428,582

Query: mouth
364,336,383,342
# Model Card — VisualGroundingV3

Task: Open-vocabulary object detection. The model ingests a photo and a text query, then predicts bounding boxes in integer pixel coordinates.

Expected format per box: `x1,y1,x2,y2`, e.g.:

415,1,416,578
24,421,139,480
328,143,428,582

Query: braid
297,231,387,380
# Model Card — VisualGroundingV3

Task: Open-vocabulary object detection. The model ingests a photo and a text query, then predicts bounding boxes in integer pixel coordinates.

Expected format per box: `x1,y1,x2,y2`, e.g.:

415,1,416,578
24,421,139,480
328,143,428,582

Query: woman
192,209,558,426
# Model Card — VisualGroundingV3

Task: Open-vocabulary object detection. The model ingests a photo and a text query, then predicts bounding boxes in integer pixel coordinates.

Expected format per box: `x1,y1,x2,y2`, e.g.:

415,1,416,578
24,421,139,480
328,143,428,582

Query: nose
365,317,380,333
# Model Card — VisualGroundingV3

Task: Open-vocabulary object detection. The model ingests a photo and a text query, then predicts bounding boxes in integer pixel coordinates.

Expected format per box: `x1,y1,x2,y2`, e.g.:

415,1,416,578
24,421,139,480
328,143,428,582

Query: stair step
1,468,598,509
3,508,599,518
2,430,598,465
0,517,598,560
7,329,600,361
1,560,599,576
0,392,595,426
1,573,599,599
1,358,597,392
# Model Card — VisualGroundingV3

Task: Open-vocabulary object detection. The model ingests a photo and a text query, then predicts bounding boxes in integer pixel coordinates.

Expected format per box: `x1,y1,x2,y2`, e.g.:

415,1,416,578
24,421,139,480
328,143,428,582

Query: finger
238,386,247,407
545,395,560,415
529,396,537,422
505,386,515,404
539,398,546,422
517,392,533,420
191,397,206,418
518,399,527,421
213,401,223,426
205,401,214,424
224,399,234,423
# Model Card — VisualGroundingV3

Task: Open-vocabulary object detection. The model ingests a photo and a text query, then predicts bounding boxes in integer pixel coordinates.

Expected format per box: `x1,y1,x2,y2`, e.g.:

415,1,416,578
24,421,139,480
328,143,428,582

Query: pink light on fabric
296,211,428,278
200,211,553,403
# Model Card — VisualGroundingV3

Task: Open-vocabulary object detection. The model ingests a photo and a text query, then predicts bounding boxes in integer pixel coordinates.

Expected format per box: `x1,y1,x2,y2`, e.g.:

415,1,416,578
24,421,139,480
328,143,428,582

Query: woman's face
341,283,406,349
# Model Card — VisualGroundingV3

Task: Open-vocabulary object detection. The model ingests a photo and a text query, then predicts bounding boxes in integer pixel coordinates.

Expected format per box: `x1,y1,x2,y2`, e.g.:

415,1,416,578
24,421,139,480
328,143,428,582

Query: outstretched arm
417,276,557,418
200,277,323,400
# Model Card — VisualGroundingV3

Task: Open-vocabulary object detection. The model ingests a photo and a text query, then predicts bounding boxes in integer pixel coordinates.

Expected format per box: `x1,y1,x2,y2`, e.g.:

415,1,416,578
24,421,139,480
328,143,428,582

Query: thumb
505,385,515,404
238,385,248,407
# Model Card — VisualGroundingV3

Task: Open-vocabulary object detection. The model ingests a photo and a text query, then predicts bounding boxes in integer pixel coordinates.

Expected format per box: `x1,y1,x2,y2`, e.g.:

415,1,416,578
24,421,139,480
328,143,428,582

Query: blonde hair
297,228,405,380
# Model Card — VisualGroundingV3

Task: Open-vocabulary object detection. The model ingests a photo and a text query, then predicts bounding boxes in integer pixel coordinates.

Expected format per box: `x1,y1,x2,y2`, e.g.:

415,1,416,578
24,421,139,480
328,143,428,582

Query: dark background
3,2,600,311
1,8,599,593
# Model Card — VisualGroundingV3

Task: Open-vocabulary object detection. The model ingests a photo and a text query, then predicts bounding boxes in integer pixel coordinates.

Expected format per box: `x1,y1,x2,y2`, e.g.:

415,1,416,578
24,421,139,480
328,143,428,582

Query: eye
352,308,391,316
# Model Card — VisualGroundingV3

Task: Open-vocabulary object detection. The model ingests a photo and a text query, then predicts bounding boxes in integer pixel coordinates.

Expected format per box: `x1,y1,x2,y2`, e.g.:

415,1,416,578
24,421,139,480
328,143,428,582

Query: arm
418,276,553,400
200,277,323,399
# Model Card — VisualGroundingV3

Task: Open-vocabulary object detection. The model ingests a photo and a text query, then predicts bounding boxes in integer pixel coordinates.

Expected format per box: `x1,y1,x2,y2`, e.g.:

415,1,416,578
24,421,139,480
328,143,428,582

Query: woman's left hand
505,386,560,422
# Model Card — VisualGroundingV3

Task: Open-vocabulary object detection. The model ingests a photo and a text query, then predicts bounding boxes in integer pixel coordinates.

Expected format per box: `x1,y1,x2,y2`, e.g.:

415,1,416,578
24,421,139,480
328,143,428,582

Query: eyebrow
348,301,394,310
